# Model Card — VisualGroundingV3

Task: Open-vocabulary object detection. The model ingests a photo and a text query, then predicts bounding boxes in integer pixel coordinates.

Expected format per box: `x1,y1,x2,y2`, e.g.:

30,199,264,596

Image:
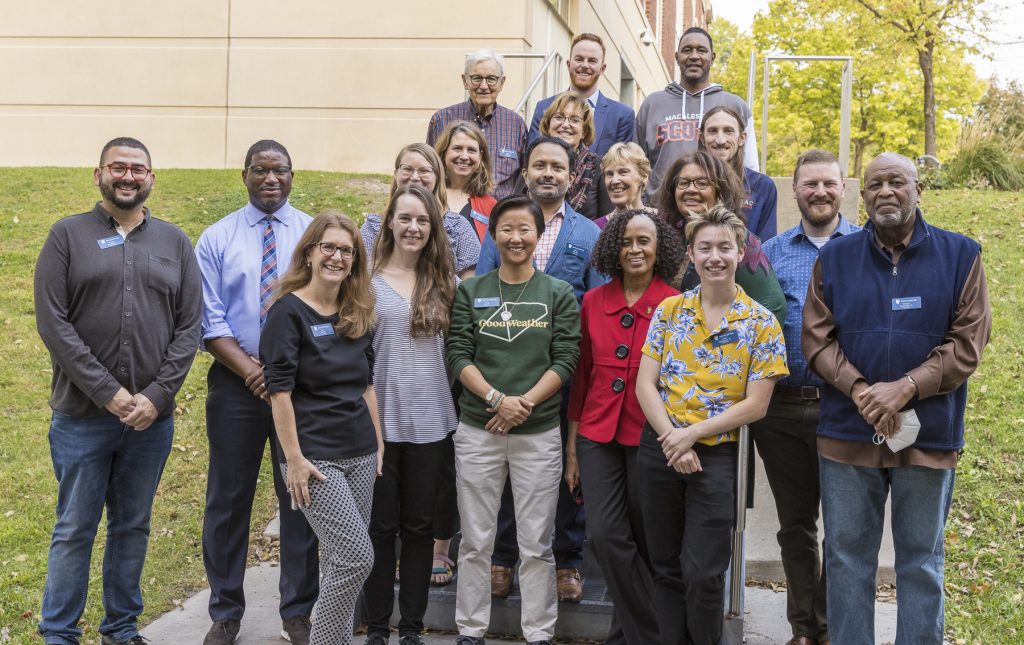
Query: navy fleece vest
817,213,980,450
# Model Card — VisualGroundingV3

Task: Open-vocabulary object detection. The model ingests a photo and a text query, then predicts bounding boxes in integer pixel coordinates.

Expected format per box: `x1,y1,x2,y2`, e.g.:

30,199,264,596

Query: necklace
497,270,535,322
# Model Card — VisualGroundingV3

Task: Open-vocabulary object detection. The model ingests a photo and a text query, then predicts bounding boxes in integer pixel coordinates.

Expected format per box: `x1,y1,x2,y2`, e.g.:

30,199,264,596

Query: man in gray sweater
33,137,202,645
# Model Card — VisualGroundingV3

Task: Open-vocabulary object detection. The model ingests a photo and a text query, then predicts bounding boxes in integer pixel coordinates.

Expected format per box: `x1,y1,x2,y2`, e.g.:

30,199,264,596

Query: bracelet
485,388,497,405
488,392,506,413
905,374,918,394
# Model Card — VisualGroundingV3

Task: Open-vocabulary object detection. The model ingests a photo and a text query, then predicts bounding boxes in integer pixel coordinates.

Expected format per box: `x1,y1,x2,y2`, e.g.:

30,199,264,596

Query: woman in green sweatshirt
446,195,580,645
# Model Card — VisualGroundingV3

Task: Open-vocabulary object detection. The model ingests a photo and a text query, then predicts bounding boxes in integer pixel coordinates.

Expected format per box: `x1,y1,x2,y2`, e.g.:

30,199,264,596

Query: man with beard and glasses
34,137,202,645
635,27,758,199
194,140,318,645
476,136,605,605
527,33,635,156
804,152,991,645
755,149,859,645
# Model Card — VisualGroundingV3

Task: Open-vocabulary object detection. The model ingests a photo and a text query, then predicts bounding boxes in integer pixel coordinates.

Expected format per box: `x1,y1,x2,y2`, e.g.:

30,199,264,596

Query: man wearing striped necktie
194,140,317,645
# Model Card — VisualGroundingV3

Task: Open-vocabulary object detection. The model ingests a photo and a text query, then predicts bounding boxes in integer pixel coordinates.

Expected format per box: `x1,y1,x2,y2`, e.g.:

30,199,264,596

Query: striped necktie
259,215,277,328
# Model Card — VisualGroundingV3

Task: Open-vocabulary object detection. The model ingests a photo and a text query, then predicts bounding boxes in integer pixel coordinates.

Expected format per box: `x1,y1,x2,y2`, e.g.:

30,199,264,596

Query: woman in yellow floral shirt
635,206,788,645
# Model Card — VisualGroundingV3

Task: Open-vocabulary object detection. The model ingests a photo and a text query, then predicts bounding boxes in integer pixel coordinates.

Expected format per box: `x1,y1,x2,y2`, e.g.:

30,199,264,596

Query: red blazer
467,195,497,242
568,276,679,445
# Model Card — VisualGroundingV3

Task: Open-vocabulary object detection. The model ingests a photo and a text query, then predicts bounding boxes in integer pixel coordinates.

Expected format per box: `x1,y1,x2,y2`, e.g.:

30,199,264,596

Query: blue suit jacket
477,202,607,304
528,91,636,157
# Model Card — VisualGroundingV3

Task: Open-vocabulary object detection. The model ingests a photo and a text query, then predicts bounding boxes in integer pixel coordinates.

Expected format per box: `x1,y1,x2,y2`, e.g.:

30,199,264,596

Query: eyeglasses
247,166,292,179
103,163,151,181
673,177,714,191
316,243,357,259
550,113,584,127
467,74,502,87
397,164,436,179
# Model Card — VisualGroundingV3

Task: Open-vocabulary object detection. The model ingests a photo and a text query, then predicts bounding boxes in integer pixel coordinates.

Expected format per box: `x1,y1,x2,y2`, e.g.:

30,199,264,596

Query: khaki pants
453,421,561,641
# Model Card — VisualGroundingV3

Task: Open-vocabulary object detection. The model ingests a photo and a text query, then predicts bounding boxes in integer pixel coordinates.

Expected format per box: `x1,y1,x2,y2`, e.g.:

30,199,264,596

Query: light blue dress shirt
195,201,313,356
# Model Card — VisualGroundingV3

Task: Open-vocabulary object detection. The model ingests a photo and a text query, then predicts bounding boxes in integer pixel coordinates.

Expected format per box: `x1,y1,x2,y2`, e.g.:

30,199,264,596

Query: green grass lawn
0,170,1021,643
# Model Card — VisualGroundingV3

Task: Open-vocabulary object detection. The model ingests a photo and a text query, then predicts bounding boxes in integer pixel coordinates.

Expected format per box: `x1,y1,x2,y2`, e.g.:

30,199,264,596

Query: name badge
565,243,585,258
310,323,334,337
711,329,739,348
474,297,501,308
892,296,922,311
470,209,489,225
498,147,518,160
97,235,124,249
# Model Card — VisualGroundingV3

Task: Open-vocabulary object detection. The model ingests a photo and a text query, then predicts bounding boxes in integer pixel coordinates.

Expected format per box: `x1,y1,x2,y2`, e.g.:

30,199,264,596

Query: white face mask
873,409,921,453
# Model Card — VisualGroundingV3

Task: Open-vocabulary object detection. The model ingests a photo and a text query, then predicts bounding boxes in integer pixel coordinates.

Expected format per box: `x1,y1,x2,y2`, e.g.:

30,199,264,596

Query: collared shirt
586,89,601,108
34,203,203,417
534,208,565,271
762,215,860,387
427,100,527,199
195,201,312,357
642,285,789,445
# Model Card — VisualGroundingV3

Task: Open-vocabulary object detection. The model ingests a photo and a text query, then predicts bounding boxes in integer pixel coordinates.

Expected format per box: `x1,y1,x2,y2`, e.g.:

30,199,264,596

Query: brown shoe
784,638,816,645
556,568,583,603
490,565,512,598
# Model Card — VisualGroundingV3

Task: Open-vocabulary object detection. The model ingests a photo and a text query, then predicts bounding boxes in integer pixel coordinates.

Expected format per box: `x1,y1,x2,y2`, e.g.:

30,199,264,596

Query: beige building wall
0,0,672,173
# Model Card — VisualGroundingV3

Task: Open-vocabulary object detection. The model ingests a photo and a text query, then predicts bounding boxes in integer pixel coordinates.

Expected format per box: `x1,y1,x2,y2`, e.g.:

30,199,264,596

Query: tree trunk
853,139,865,178
918,38,937,164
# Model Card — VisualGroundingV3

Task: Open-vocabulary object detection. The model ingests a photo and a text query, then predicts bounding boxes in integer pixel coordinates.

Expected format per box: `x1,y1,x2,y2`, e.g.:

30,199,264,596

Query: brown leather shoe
784,637,816,645
556,568,583,603
490,564,512,598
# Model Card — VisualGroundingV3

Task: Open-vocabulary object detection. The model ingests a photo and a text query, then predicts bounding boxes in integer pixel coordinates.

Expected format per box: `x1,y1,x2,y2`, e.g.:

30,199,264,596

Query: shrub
944,112,1024,190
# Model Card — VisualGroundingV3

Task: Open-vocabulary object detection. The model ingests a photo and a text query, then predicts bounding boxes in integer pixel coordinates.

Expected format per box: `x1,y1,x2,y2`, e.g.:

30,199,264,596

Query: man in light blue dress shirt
194,140,317,645
754,149,860,645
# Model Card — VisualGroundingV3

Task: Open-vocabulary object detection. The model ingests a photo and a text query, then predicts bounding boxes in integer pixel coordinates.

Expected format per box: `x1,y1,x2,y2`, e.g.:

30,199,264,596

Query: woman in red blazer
566,209,684,644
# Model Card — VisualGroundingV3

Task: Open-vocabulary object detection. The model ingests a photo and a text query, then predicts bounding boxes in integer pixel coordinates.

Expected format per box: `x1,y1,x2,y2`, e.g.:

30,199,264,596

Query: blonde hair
599,142,651,183
684,204,748,250
275,211,375,338
539,92,595,148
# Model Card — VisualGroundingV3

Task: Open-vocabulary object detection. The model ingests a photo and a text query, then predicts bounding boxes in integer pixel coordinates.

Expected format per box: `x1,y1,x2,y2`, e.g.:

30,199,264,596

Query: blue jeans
39,412,174,645
819,456,955,645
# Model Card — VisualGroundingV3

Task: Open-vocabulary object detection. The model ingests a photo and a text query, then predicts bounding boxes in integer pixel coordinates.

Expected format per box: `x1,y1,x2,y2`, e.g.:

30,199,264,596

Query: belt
777,384,821,401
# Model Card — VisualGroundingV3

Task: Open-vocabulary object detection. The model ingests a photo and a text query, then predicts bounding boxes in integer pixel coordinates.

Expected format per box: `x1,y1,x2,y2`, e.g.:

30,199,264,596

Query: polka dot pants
282,452,377,645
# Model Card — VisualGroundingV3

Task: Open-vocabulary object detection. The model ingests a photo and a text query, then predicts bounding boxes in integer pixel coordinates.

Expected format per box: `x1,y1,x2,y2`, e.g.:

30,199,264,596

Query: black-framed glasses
103,163,151,181
316,243,357,259
467,74,502,87
246,165,292,179
673,177,714,191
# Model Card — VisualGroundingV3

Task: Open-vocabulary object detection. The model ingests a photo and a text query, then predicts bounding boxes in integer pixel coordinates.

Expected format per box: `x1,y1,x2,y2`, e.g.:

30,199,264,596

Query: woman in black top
261,211,382,645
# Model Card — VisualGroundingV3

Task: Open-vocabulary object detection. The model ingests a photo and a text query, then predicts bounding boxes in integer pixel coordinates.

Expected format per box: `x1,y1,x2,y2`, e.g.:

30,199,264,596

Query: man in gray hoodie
635,27,759,199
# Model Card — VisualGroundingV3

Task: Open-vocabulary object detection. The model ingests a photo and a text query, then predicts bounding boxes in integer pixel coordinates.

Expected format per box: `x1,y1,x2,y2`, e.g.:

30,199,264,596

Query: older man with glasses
194,140,319,645
427,48,527,199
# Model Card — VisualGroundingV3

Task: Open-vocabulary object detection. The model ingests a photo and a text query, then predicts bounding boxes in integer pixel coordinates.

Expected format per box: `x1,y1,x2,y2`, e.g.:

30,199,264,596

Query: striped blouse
370,273,458,444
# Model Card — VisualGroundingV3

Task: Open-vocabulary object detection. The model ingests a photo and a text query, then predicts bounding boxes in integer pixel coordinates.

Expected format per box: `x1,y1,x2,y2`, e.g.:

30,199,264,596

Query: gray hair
464,49,505,77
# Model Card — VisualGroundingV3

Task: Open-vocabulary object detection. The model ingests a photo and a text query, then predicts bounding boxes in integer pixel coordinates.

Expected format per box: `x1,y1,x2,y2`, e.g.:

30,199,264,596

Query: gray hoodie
635,82,757,200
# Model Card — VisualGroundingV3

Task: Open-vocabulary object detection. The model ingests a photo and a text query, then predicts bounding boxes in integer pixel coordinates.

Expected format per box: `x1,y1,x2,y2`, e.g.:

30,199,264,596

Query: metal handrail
513,50,563,115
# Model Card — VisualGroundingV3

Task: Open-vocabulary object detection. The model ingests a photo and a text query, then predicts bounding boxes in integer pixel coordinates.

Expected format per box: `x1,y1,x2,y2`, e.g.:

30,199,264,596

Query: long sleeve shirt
34,204,202,417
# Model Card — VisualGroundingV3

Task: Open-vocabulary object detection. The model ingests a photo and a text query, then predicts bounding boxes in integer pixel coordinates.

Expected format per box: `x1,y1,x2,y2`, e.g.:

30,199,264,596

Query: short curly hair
591,209,684,282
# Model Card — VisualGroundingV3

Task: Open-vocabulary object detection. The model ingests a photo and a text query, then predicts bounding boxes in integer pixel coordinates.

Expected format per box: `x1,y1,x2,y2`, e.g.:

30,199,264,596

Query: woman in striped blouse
360,183,459,645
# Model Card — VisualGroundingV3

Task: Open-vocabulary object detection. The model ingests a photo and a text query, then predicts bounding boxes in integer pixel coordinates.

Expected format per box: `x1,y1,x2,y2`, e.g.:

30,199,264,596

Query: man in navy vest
803,152,991,645
527,33,635,157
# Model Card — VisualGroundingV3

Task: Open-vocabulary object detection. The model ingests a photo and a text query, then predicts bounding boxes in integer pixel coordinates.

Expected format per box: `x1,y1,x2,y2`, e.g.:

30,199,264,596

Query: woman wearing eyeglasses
434,120,496,243
657,150,786,325
260,212,382,645
535,92,611,220
361,143,481,279
360,184,459,645
635,206,788,645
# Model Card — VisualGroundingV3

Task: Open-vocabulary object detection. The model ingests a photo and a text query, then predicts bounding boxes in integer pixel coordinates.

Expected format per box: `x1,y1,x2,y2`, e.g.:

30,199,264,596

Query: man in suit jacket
528,33,635,157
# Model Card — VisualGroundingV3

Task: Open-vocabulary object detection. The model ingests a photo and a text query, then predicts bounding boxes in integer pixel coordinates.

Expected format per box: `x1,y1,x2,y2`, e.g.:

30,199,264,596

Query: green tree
976,79,1024,138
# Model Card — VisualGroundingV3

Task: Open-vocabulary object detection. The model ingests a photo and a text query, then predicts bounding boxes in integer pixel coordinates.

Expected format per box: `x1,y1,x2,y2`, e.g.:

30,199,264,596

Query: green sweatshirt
447,270,580,434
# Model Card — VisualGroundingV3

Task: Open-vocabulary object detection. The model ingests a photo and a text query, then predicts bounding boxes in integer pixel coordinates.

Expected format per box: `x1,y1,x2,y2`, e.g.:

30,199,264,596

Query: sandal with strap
430,553,455,586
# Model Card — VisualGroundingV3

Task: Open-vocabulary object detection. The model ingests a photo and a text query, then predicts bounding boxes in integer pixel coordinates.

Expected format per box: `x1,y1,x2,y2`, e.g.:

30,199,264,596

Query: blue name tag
97,235,124,249
474,297,501,308
470,209,489,225
892,296,922,311
711,329,740,348
565,243,585,258
310,323,334,337
498,147,518,160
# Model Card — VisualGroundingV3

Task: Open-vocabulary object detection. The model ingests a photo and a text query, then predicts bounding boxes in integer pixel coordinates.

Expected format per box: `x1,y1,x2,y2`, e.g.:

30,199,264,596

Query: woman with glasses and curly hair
565,209,684,644
656,150,786,324
260,211,381,645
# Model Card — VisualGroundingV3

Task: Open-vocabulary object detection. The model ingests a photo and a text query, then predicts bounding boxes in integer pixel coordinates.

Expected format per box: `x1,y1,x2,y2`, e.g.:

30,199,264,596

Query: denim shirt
476,202,607,304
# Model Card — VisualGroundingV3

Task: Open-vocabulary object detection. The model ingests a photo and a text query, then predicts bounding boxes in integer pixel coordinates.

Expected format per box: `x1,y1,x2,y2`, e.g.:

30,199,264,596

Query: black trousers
202,361,319,621
432,430,459,541
363,438,449,636
751,390,828,641
638,426,736,645
492,392,585,569
576,437,659,645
